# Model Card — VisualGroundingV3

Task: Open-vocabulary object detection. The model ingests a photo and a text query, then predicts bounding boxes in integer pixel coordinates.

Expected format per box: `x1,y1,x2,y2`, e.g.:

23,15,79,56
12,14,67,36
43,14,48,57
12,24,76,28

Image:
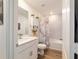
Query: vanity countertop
17,36,38,46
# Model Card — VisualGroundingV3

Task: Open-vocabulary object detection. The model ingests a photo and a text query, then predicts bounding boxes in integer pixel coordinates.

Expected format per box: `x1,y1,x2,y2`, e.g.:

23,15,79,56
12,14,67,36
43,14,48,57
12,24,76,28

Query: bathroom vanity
15,1,39,59
16,36,38,59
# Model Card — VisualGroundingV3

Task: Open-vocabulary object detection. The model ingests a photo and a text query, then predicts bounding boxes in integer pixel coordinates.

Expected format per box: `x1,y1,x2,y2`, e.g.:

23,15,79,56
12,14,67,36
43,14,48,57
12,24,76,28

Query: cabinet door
29,45,38,59
16,48,30,59
16,40,38,59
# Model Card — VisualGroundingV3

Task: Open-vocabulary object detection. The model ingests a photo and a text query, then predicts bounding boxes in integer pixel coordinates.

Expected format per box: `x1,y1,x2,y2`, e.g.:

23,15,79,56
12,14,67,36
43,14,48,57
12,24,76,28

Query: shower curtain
38,17,50,48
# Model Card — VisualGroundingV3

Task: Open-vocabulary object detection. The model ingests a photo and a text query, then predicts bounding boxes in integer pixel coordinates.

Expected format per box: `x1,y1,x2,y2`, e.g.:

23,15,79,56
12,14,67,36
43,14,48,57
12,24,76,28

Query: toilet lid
38,44,46,49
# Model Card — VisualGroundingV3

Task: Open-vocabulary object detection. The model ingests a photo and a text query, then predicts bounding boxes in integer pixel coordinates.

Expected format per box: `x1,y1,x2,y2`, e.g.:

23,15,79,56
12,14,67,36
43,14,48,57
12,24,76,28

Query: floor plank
38,49,62,59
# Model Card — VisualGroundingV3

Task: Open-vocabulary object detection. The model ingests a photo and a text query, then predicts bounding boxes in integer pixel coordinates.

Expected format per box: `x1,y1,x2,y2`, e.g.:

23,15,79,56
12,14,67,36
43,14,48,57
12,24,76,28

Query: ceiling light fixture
41,4,45,7
50,11,53,15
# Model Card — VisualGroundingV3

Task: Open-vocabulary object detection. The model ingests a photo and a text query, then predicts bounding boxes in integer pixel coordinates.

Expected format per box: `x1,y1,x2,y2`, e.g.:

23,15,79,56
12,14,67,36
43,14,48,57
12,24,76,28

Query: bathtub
49,39,62,51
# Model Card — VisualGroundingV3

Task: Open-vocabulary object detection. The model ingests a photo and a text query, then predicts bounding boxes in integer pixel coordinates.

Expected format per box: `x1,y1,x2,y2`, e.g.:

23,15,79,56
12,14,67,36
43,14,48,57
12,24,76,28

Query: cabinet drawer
16,39,38,53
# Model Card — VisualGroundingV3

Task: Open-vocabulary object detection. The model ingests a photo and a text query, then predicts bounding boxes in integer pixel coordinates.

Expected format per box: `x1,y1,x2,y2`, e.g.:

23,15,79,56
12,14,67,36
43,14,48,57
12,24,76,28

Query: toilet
38,43,47,55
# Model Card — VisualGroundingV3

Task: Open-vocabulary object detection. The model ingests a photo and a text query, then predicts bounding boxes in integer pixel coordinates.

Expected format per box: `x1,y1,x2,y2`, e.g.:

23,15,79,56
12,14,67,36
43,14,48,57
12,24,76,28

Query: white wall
0,26,4,59
62,0,70,59
0,0,2,14
0,0,6,59
62,0,78,59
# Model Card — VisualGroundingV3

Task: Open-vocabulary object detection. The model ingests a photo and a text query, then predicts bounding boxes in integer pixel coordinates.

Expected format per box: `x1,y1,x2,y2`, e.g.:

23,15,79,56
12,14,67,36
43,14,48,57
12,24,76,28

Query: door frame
4,0,16,59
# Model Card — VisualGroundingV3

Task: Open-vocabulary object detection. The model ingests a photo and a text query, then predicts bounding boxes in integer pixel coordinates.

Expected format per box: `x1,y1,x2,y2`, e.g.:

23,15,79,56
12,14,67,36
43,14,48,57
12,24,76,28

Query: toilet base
38,44,47,56
38,49,45,56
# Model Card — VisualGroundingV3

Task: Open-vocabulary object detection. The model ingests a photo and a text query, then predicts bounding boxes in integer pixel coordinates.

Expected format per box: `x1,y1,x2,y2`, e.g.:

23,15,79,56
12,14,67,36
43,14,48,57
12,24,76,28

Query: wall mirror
18,7,29,38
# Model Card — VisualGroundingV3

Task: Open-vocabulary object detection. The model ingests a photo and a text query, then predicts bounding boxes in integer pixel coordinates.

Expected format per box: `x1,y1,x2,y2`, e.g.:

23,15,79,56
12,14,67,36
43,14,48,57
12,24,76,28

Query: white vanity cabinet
16,39,38,59
16,48,30,59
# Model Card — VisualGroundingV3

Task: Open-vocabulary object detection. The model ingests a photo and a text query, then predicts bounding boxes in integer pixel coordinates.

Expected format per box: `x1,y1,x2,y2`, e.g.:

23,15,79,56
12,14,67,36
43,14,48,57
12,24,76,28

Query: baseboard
48,47,62,52
62,49,67,59
45,48,62,54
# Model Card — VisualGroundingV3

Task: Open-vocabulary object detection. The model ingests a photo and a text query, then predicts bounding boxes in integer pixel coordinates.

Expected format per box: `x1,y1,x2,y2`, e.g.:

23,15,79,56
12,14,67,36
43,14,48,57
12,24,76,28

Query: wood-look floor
38,49,62,59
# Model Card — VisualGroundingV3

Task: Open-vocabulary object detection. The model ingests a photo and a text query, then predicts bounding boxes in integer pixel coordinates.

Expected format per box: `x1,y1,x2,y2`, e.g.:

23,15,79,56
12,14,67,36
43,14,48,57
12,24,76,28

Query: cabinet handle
30,51,33,56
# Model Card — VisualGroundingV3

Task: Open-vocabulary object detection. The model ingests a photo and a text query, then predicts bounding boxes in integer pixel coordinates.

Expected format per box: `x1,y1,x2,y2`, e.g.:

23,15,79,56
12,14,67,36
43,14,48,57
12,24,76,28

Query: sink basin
17,36,38,46
21,35,37,39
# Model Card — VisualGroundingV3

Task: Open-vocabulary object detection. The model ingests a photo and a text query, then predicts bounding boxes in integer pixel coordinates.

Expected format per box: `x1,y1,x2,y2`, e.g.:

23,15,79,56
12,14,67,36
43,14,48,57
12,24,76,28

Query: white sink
17,36,38,46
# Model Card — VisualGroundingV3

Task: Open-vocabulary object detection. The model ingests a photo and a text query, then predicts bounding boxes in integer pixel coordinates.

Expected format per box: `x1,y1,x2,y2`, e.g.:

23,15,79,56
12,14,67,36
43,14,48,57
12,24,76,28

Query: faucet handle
60,38,63,40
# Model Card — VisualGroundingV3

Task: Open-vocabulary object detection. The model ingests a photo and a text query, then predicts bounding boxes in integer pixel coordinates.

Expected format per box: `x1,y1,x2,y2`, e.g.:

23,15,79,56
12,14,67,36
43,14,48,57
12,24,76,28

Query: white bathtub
49,39,62,51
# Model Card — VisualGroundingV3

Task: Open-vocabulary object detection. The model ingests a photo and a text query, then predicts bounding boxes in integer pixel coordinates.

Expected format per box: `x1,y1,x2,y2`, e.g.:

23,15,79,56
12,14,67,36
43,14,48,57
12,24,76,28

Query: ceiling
25,0,62,16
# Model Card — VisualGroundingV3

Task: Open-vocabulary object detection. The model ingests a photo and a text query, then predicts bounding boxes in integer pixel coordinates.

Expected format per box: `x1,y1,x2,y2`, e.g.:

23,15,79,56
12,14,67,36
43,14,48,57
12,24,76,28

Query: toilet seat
38,44,46,49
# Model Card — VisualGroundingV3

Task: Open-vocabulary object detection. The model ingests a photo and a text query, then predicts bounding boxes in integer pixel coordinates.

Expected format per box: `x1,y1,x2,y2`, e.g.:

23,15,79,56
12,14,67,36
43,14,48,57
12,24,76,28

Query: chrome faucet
18,34,23,39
